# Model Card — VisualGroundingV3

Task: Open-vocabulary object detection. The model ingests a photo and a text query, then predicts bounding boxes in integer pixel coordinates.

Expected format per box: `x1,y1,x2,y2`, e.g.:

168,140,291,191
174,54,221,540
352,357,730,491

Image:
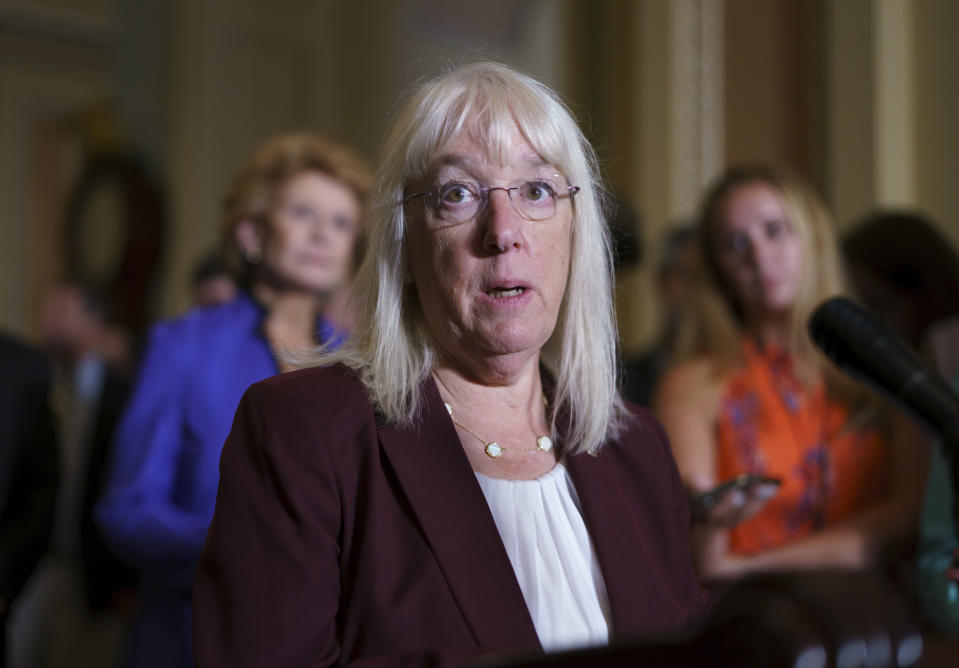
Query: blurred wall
724,0,820,184
0,0,956,353
165,0,574,319
0,0,114,340
915,0,959,252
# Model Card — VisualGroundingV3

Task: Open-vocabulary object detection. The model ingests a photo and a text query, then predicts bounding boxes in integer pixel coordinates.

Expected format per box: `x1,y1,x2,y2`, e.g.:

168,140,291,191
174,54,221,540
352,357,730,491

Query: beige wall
823,0,959,249
616,0,724,352
164,0,575,317
724,0,819,184
915,0,959,252
1,0,958,350
0,0,113,339
823,0,877,224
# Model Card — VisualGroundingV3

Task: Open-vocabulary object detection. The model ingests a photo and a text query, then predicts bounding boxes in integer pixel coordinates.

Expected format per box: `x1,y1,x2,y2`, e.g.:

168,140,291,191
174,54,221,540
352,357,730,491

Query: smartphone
691,473,782,513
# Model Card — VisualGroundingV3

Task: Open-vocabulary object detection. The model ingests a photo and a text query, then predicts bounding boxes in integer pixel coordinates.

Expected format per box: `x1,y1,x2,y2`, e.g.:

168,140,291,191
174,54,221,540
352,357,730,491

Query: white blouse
474,463,612,652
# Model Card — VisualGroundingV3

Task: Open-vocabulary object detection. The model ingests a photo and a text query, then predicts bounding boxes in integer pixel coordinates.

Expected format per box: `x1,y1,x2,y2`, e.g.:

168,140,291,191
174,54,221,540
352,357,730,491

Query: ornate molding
670,0,724,216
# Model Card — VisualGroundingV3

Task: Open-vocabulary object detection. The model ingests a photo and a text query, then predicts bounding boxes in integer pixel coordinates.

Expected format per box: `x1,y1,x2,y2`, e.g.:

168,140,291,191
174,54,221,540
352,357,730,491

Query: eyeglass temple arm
400,192,431,204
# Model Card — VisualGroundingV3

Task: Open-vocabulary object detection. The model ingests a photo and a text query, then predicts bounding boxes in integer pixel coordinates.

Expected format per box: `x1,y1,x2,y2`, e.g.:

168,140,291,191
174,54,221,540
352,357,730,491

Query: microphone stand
807,297,959,566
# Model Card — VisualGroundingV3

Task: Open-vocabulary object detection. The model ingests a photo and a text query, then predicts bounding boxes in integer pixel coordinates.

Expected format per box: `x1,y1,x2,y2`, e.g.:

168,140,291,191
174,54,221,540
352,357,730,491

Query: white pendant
485,442,503,458
536,436,553,452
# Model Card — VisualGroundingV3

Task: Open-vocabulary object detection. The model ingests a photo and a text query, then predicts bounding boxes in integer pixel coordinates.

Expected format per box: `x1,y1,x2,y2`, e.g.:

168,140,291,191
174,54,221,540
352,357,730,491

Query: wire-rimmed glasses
401,177,580,227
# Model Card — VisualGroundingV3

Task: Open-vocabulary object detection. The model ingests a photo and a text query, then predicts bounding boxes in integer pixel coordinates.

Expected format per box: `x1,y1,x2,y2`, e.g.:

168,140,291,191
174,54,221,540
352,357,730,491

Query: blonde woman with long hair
655,165,926,582
194,62,703,667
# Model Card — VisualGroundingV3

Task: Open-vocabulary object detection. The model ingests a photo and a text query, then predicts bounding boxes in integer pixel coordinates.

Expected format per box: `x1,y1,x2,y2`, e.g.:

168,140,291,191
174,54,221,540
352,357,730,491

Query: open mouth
486,287,525,298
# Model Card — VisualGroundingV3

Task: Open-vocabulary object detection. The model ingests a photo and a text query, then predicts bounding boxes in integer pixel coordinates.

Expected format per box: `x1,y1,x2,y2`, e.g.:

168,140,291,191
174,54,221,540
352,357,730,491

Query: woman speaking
193,62,702,667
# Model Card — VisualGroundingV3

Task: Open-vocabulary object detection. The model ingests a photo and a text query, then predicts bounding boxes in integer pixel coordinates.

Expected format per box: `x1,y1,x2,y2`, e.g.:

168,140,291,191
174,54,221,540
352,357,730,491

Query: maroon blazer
193,365,702,667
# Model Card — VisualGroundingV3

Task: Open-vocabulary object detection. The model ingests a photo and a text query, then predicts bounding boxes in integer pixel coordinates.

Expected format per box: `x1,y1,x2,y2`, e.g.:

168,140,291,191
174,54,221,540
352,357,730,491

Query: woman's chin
741,291,796,318
470,329,553,362
262,273,344,297
751,302,795,323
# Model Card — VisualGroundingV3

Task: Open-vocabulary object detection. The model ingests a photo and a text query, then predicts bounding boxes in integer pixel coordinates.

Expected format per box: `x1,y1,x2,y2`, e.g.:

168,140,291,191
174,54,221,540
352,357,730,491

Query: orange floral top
717,339,890,555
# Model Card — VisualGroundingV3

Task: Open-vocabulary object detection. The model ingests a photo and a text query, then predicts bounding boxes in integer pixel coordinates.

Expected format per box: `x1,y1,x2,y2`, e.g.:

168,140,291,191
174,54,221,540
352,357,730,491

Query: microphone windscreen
809,296,959,450
808,296,921,391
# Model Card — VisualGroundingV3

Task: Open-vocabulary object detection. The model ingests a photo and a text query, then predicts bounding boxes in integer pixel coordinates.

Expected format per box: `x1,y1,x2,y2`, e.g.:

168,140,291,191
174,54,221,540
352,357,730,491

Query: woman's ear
235,219,264,264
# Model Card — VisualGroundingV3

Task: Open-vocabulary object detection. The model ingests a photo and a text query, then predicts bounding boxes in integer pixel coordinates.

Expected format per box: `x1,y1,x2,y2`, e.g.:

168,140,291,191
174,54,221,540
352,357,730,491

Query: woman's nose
309,215,330,241
481,189,522,253
750,238,780,270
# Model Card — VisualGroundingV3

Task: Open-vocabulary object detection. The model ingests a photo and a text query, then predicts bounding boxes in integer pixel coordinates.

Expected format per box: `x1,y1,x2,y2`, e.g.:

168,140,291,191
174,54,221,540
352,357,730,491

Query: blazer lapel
566,449,687,635
378,376,540,650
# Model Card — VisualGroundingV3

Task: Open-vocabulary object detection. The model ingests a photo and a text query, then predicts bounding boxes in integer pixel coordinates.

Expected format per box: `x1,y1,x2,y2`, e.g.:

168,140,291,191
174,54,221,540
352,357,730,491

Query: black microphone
808,296,959,452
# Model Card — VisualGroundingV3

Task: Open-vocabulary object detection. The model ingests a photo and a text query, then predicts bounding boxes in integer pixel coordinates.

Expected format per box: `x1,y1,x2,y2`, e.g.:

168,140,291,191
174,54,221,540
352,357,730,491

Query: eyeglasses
401,178,580,226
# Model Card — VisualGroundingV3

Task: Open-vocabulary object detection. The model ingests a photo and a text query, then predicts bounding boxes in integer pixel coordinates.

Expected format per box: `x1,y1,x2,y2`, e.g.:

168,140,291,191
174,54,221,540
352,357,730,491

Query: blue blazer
96,292,344,668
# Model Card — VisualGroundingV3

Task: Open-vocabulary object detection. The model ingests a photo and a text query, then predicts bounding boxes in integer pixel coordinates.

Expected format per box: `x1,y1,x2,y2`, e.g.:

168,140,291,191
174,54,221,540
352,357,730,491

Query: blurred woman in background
95,132,371,668
655,165,926,583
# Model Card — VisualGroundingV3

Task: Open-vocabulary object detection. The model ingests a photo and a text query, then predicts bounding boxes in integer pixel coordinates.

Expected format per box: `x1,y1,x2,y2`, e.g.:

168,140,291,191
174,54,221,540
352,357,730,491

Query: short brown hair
221,132,372,283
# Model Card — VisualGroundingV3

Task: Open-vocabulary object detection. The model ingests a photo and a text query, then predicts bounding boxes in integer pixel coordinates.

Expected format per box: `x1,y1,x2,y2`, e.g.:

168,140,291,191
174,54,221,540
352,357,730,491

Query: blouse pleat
475,463,611,651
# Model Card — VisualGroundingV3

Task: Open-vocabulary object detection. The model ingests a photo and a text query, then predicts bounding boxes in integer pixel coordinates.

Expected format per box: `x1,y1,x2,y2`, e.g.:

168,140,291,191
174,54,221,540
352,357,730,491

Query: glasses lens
434,182,481,224
425,178,570,225
514,180,558,221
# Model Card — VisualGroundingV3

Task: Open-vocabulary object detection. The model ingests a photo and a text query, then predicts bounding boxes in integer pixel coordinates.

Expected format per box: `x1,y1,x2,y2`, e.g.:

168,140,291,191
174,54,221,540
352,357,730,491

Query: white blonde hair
311,61,627,455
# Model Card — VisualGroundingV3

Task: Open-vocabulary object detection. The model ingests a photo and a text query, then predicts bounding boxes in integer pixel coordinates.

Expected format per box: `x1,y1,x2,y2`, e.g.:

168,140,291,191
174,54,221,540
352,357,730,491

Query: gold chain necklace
444,400,554,459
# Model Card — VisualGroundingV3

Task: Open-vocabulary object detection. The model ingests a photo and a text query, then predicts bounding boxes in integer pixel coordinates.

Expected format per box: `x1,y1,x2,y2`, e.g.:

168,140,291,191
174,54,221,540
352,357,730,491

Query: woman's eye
765,219,787,238
439,184,475,205
522,181,555,203
332,215,353,231
724,233,750,254
289,204,314,220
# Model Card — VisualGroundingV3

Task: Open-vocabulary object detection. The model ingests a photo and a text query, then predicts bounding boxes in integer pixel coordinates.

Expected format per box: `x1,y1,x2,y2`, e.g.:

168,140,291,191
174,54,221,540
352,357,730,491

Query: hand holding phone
690,473,782,526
